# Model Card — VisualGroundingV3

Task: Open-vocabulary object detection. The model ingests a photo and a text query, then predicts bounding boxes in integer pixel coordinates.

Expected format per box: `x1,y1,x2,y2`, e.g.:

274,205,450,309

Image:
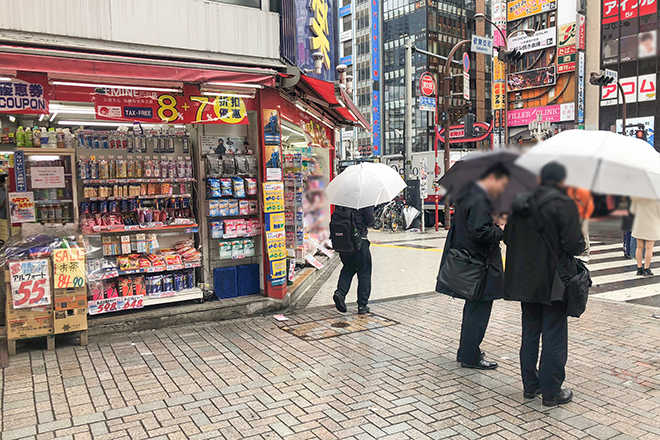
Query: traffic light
464,113,475,138
636,126,647,141
498,49,524,62
589,72,615,86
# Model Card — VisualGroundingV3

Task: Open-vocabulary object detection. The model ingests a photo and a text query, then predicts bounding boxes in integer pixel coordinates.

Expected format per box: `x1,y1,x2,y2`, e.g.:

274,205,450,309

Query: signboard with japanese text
507,66,556,92
419,96,436,112
616,116,655,146
263,182,285,213
492,0,507,147
95,90,248,125
266,230,287,261
601,76,639,105
463,71,470,100
507,103,575,126
577,51,585,123
13,150,26,192
638,73,657,102
0,79,48,114
263,181,286,285
53,249,86,289
602,0,619,23
419,72,436,97
471,35,494,55
372,0,381,154
88,295,144,315
507,27,556,54
577,14,586,50
30,167,65,189
9,259,51,309
602,0,657,24
557,23,577,73
507,0,556,21
295,0,337,82
8,192,35,223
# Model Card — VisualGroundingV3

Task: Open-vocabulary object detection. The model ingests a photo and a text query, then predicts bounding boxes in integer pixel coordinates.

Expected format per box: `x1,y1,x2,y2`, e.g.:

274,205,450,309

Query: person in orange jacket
567,187,594,262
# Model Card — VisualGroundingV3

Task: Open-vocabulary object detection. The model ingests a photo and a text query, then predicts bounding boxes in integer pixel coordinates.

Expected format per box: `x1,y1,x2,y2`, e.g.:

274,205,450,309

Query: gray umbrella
437,149,538,213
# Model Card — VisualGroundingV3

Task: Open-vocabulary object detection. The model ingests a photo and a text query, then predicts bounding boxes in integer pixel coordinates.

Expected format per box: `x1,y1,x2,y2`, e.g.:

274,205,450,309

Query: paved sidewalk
2,294,660,440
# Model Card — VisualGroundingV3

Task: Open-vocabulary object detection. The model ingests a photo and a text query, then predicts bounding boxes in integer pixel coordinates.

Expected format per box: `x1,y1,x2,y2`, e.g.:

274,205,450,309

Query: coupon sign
8,259,51,308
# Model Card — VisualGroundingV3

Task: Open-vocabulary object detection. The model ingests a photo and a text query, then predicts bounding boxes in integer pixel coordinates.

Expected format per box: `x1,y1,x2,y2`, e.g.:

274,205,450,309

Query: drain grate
280,314,398,341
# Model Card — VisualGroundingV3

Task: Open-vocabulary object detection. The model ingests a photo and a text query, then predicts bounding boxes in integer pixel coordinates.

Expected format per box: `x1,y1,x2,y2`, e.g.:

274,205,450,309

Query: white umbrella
516,130,660,199
326,162,406,209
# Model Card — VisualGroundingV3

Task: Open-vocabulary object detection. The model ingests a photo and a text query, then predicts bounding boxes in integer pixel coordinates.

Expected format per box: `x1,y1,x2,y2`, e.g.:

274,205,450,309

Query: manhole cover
280,314,398,341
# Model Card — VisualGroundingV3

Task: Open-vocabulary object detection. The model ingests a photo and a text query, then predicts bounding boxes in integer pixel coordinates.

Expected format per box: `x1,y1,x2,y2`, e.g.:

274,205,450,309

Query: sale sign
8,192,36,223
9,259,51,308
53,248,86,289
94,87,249,125
88,295,144,315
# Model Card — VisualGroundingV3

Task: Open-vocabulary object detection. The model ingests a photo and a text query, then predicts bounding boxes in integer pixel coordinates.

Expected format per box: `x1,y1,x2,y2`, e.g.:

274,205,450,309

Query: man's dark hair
480,163,510,180
640,32,653,42
540,161,567,186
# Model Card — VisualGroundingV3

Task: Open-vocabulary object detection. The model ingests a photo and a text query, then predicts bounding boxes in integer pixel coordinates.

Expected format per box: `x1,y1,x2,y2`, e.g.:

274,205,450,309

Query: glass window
601,22,619,66
343,40,352,57
343,15,352,32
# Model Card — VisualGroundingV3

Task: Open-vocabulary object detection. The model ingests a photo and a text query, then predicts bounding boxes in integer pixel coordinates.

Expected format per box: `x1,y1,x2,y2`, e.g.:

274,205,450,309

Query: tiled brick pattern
2,295,660,439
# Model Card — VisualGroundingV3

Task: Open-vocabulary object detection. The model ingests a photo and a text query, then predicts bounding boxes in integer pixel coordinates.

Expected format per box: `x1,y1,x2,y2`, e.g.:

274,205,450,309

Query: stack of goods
80,197,194,231
88,269,195,300
207,177,257,198
78,156,193,181
218,238,256,260
209,218,261,239
206,155,258,176
76,126,190,154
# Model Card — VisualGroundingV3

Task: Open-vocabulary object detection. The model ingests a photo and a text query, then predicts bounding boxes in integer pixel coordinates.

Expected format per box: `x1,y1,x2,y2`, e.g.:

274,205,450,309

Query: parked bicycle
373,198,405,232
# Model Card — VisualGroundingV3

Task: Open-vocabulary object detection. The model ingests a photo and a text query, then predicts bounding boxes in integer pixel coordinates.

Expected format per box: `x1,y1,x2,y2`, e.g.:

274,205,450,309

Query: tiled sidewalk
2,295,660,440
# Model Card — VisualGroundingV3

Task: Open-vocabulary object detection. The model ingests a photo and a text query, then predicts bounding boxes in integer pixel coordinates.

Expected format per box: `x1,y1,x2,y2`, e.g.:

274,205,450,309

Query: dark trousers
623,231,632,256
335,239,372,307
458,299,493,365
520,301,568,400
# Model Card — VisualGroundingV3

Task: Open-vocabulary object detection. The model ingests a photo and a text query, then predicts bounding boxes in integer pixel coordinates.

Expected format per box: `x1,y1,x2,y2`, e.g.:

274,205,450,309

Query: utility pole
404,38,413,181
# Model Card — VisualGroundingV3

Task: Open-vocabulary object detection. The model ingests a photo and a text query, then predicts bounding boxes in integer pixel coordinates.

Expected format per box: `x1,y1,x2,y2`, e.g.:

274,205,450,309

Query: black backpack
330,207,362,254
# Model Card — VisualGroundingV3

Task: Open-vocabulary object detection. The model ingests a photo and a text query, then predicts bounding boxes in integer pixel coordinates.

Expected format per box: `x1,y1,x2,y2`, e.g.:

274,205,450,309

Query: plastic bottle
33,127,42,147
47,128,57,148
16,127,25,147
47,204,55,222
55,204,63,222
63,128,72,148
25,127,33,147
56,128,65,148
40,128,49,148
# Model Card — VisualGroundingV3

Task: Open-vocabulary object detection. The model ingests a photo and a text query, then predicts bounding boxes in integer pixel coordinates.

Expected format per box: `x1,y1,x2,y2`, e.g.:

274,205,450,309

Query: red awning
299,75,372,131
0,47,277,87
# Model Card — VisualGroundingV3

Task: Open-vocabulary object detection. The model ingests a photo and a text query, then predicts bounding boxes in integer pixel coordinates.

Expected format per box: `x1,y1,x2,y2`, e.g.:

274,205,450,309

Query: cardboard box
6,302,54,340
54,287,87,311
54,307,87,334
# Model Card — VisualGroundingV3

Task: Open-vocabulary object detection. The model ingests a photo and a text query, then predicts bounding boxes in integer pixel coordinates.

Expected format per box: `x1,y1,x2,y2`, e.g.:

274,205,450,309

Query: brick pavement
2,294,660,440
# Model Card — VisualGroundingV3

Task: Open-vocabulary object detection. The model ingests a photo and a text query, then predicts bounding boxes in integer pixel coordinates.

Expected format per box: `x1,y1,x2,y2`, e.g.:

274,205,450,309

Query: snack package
207,178,222,198
246,156,258,174
164,254,182,266
210,220,223,239
228,199,239,216
239,200,250,216
219,241,232,259
209,200,220,217
220,179,232,196
223,157,237,175
232,177,246,198
218,199,229,217
244,239,255,257
245,178,258,196
232,240,245,259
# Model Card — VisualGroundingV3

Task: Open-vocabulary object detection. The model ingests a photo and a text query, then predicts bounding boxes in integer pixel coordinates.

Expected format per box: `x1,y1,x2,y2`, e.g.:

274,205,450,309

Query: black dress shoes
457,351,486,363
461,359,498,370
333,293,347,313
524,389,542,399
542,388,573,407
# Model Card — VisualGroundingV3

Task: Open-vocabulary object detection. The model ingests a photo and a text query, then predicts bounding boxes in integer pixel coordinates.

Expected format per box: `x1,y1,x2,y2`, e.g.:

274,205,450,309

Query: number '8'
158,94,179,122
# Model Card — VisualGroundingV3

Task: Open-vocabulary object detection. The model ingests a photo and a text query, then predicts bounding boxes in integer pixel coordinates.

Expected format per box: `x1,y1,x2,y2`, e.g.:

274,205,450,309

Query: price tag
88,295,144,315
8,259,51,308
53,248,86,288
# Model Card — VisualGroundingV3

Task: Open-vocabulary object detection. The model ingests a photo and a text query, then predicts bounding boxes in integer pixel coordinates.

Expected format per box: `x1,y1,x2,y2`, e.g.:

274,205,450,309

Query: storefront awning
298,76,372,132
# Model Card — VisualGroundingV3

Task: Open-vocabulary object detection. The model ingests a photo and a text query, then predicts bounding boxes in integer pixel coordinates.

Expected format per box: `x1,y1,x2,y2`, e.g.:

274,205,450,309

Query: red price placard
8,259,51,308
88,295,144,315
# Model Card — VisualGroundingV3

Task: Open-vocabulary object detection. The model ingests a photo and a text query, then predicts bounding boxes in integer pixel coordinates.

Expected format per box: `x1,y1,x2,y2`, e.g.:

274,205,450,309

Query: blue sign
124,107,153,119
295,0,337,81
419,96,436,112
14,150,26,192
463,52,470,71
470,35,493,55
339,4,351,17
340,55,353,66
372,0,381,155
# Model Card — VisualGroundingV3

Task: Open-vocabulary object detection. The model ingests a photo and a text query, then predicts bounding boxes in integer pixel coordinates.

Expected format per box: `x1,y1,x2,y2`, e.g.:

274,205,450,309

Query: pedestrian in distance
566,187,594,263
622,197,634,259
331,205,375,314
503,162,585,407
630,197,660,276
436,164,510,371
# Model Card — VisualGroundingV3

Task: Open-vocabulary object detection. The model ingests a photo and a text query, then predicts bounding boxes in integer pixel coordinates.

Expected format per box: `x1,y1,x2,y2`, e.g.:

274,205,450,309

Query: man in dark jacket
503,162,585,407
436,164,510,370
333,206,376,315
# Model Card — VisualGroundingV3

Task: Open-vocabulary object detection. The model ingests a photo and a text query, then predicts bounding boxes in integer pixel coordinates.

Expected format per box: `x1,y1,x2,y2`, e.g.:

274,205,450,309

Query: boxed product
223,219,239,238
210,221,223,239
5,302,53,340
248,200,258,214
121,235,132,255
54,287,87,311
54,308,88,334
219,241,233,259
245,178,258,196
236,219,247,237
249,219,262,236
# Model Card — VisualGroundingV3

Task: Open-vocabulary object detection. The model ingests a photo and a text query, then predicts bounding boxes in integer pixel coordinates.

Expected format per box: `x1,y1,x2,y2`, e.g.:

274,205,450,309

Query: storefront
0,51,369,332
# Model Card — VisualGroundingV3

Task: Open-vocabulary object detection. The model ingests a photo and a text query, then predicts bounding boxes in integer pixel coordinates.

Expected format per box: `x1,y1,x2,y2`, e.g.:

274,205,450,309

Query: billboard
507,103,575,126
507,0,556,21
601,75,656,105
602,0,657,24
372,0,381,155
557,23,576,73
507,27,556,54
296,0,337,81
507,65,556,92
616,116,655,147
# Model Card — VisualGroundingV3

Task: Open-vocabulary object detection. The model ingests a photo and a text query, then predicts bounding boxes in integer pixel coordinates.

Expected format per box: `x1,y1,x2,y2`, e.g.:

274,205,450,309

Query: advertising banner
557,23,577,73
372,0,381,154
508,27,556,54
95,89,248,125
577,14,586,50
507,103,575,126
601,75,656,105
296,0,337,82
639,30,657,59
0,79,48,115
9,259,51,309
8,192,35,223
13,150,27,192
616,116,655,146
507,0,556,21
578,51,585,123
263,182,286,286
638,73,657,102
602,0,619,23
53,248,86,289
507,66,556,92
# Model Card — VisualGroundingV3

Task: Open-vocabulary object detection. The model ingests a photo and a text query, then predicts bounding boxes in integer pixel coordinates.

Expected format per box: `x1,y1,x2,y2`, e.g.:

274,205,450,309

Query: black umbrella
437,149,538,213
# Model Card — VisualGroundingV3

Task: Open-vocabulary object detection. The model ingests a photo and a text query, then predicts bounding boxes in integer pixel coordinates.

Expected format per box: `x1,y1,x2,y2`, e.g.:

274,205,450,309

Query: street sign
471,35,494,55
420,157,428,199
463,52,470,71
419,96,436,112
463,71,470,100
419,72,436,97
604,68,618,83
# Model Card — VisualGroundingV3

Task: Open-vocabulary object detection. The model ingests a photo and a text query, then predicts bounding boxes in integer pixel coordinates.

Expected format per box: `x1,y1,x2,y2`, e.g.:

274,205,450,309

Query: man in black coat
503,162,586,407
436,164,510,370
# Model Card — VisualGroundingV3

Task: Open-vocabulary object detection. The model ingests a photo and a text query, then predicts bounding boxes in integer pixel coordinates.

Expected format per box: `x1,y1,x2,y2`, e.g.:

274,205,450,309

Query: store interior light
8,115,16,123
294,102,334,129
201,91,255,99
57,120,185,128
205,82,263,89
49,112,58,122
0,77,12,81
51,81,182,93
39,114,46,121
49,103,96,115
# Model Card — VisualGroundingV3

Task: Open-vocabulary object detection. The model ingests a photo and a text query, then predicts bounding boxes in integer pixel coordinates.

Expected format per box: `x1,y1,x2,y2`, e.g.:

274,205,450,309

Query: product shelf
34,199,75,205
86,194,191,202
89,261,202,281
82,178,196,185
142,287,203,307
90,223,198,234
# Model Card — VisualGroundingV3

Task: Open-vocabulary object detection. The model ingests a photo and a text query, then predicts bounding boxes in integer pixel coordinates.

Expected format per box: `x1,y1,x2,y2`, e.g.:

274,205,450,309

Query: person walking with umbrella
436,163,511,370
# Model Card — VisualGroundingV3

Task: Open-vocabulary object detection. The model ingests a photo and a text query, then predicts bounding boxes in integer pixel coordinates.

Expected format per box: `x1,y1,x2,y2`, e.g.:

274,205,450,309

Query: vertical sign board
463,53,470,101
295,0,337,81
492,0,507,148
577,51,585,124
263,183,286,287
371,0,381,155
14,150,26,192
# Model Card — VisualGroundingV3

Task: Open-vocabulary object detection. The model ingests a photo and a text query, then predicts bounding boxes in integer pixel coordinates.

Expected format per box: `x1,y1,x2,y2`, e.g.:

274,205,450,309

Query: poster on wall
507,0,556,21
507,66,556,92
200,136,251,156
577,51,585,124
8,192,35,223
263,184,286,286
616,116,655,147
263,109,282,181
639,30,657,58
0,79,48,115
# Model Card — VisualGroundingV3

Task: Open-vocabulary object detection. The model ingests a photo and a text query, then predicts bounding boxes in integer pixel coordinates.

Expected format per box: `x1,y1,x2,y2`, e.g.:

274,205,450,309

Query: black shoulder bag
437,225,488,301
535,205,592,318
